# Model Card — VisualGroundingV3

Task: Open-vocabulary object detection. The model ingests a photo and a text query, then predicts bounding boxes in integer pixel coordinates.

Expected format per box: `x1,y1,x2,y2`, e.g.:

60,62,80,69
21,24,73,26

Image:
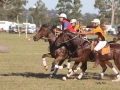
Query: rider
70,19,87,39
70,19,79,32
58,13,75,33
79,19,107,68
70,19,84,33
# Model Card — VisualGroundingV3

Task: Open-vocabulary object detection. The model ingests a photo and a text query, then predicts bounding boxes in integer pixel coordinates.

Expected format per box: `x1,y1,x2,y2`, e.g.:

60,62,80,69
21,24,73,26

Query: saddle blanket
91,41,110,55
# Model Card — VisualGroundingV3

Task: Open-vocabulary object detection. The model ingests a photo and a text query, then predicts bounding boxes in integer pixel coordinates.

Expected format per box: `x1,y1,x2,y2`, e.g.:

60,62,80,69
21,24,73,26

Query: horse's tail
100,23,106,31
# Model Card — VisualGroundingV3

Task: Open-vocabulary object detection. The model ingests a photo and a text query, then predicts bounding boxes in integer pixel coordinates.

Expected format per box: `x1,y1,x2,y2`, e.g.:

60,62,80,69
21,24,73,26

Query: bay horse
108,32,120,43
113,32,120,43
33,24,70,77
55,30,120,82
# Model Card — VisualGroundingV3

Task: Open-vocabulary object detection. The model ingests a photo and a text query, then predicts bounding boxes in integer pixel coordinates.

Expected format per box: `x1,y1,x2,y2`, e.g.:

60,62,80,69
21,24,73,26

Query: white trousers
94,41,107,51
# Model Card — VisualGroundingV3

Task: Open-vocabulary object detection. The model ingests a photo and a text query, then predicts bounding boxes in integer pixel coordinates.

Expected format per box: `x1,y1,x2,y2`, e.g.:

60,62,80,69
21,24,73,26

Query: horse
55,30,120,82
108,32,120,43
113,32,120,43
33,24,70,77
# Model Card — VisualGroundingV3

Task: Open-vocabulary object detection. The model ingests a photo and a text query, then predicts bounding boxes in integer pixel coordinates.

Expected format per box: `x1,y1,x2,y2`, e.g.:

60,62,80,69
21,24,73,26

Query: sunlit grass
0,33,120,90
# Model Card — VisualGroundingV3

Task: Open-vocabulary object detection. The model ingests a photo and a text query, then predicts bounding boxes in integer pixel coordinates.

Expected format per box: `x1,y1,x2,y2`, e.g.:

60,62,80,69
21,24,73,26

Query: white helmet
91,19,100,25
70,19,77,23
59,13,67,19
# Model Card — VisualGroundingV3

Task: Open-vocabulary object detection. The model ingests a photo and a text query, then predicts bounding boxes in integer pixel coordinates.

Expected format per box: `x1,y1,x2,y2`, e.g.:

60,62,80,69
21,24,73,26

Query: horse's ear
42,24,48,28
51,25,57,29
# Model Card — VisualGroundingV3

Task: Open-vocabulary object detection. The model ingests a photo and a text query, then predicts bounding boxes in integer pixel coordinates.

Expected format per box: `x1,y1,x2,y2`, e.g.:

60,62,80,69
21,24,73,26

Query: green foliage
0,0,28,22
48,17,61,28
94,0,120,25
29,0,48,27
56,0,82,19
71,0,82,19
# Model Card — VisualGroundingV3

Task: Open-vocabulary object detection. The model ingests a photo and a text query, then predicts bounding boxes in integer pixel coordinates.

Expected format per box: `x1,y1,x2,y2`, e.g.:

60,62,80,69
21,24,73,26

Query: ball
27,37,31,42
62,76,66,81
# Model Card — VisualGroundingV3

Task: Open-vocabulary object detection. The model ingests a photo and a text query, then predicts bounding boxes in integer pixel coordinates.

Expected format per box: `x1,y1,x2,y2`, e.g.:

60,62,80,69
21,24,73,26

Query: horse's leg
50,60,65,78
66,62,80,78
111,58,120,82
77,61,87,80
101,61,120,81
51,56,65,72
66,56,82,71
98,61,107,80
42,53,53,71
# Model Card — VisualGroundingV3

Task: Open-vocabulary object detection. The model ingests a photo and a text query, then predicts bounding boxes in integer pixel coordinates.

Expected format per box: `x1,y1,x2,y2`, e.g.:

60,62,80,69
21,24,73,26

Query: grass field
0,33,120,90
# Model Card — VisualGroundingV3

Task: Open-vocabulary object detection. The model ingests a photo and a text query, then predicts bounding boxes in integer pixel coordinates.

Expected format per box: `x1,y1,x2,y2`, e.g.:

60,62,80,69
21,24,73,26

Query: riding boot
93,50,100,68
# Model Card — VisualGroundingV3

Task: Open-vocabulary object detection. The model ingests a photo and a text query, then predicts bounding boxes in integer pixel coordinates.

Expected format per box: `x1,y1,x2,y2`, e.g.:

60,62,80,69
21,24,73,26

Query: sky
25,0,99,14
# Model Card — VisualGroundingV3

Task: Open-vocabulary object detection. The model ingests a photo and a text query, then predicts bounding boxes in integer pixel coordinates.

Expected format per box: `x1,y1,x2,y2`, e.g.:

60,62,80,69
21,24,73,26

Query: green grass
0,33,120,90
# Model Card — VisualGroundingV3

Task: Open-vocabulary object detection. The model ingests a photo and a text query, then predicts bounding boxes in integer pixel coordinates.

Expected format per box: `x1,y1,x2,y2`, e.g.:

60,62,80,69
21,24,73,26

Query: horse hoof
63,64,67,68
97,76,102,80
44,66,48,71
112,78,120,82
76,76,82,80
49,74,54,78
73,77,78,80
51,67,55,72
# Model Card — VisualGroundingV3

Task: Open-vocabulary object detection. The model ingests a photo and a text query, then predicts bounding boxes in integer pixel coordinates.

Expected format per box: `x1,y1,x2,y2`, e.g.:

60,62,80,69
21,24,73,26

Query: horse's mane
51,25,62,31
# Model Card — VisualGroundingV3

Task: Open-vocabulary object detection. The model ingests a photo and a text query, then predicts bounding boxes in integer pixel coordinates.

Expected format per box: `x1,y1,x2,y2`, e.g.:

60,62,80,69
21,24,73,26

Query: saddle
91,40,110,55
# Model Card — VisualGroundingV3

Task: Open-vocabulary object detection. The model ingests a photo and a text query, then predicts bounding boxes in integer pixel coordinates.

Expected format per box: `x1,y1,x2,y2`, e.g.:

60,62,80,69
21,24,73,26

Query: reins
62,35,79,44
42,37,51,40
62,33,85,54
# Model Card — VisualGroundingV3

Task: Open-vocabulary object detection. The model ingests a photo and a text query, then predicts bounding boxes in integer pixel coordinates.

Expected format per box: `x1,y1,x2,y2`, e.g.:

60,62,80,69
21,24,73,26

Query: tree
29,0,47,27
56,0,82,19
94,0,120,25
71,0,82,19
82,13,99,25
0,0,10,9
0,0,28,22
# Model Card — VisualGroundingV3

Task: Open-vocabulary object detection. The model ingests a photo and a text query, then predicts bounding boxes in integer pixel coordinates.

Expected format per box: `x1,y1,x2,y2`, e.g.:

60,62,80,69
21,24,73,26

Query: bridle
40,28,55,40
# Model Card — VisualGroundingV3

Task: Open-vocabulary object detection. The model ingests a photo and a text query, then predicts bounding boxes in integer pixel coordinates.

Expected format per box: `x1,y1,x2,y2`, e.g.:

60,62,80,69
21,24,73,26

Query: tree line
0,0,120,28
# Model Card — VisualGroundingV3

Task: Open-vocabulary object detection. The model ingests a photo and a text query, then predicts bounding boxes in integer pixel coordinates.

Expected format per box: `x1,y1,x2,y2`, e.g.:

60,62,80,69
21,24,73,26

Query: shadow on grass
82,72,116,80
0,72,116,80
0,72,65,79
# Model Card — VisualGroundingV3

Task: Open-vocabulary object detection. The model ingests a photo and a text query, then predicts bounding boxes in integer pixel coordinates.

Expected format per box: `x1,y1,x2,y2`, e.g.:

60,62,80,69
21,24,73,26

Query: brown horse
33,24,70,77
113,33,120,43
55,30,120,82
108,32,120,43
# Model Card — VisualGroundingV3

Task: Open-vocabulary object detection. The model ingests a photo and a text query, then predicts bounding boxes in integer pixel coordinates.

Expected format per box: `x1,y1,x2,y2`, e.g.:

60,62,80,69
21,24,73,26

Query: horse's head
55,30,69,46
51,25,62,37
33,24,49,41
113,33,120,43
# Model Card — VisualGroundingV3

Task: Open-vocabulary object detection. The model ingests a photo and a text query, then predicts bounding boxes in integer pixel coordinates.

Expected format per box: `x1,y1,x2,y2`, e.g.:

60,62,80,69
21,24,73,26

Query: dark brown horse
55,30,120,82
113,33,120,43
108,32,120,43
33,24,69,77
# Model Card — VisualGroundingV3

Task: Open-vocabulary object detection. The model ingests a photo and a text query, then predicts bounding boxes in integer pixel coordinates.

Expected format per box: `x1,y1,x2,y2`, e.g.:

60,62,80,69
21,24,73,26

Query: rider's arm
80,25,96,28
64,22,69,30
79,31,94,35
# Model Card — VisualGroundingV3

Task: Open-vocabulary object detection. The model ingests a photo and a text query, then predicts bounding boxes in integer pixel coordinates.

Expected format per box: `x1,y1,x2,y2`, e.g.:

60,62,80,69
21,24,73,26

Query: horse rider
79,19,107,68
70,19,79,32
57,13,75,33
70,18,87,39
70,19,84,33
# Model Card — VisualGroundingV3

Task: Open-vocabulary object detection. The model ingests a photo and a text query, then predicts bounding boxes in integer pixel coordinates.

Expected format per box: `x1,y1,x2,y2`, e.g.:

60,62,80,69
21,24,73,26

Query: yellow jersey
74,25,79,31
91,27,106,41
74,25,84,32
